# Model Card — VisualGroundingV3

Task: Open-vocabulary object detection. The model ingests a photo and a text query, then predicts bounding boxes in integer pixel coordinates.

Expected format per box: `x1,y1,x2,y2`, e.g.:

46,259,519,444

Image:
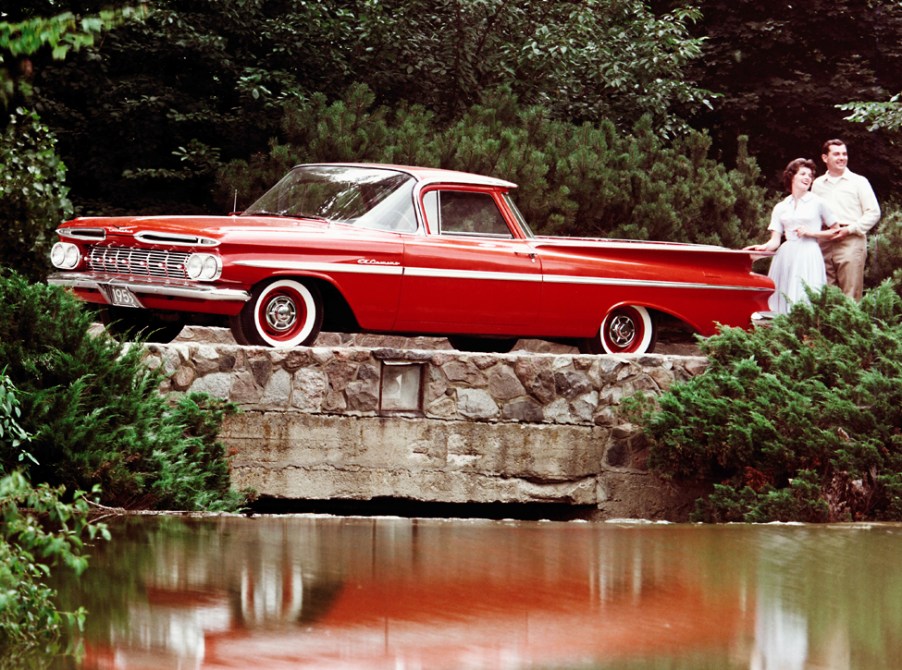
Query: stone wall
143,328,709,520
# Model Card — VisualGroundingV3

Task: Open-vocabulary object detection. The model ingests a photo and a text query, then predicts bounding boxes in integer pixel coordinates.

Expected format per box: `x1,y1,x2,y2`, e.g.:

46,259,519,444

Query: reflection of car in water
49,163,773,354
78,518,752,669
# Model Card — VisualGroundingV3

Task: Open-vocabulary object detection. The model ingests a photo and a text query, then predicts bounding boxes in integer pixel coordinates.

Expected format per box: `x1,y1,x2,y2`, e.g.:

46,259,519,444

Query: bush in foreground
0,470,108,667
0,269,243,511
865,199,902,293
1,373,109,667
627,282,902,522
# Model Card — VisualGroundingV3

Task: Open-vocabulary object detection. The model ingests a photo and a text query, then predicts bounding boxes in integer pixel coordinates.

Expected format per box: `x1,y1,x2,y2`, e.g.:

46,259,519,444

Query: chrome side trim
235,259,770,292
542,273,772,292
47,273,249,303
406,266,540,283
235,259,404,276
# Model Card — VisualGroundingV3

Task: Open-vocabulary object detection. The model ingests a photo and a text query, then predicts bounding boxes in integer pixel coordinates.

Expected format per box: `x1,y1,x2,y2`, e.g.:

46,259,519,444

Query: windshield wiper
243,209,331,223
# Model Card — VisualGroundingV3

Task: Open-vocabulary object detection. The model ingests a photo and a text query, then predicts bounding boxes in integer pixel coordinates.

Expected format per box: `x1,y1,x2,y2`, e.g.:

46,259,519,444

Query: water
51,515,902,669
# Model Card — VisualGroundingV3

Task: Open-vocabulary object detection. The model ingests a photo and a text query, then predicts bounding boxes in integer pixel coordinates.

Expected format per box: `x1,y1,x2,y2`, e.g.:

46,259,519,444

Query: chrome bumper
47,272,250,303
751,310,779,325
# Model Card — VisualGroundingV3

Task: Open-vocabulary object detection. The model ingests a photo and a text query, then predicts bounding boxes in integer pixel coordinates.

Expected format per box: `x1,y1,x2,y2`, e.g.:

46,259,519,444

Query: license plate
103,285,143,308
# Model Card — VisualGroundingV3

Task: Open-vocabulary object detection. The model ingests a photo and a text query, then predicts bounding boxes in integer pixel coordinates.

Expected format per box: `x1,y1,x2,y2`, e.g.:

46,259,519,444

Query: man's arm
851,176,881,235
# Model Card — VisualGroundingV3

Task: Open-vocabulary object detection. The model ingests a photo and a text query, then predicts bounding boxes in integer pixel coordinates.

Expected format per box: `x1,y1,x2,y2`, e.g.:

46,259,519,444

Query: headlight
185,253,222,280
50,242,81,269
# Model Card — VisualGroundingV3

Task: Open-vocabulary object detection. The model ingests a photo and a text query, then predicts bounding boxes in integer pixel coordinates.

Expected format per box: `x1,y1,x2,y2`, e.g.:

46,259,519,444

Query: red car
48,163,773,354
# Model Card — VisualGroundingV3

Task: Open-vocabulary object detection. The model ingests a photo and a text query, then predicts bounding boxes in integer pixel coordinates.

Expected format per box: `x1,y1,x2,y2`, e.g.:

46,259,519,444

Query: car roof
295,163,518,190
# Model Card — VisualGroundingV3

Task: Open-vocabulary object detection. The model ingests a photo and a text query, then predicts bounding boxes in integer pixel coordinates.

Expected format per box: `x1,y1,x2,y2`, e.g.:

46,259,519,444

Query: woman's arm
744,230,781,252
798,226,838,240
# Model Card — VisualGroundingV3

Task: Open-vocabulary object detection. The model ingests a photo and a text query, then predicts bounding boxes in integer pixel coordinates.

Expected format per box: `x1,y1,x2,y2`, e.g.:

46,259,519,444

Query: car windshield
241,165,417,232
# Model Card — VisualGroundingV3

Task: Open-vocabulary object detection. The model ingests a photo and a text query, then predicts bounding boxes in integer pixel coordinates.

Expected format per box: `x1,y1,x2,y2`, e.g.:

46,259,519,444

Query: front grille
87,247,191,279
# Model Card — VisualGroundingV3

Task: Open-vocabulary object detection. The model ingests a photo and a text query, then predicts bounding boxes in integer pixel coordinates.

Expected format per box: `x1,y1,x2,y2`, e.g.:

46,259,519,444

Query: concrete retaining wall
143,329,709,520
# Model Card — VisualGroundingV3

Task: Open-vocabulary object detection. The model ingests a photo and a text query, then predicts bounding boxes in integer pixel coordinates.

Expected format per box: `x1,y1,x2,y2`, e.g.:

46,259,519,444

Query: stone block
152,333,710,520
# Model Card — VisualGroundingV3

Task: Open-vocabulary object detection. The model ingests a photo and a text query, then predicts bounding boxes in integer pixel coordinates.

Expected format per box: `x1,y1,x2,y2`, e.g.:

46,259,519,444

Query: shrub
0,270,243,510
628,282,902,522
0,471,110,667
151,393,244,512
1,374,109,667
0,473,99,667
0,369,31,467
866,199,902,292
0,107,72,281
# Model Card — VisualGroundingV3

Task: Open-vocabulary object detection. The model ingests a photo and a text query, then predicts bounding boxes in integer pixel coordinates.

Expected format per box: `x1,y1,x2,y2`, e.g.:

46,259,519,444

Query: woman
746,158,837,313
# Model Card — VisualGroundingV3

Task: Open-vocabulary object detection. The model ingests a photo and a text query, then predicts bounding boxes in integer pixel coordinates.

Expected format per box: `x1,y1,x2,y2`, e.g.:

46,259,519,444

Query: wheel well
294,277,359,332
605,306,699,349
649,310,698,341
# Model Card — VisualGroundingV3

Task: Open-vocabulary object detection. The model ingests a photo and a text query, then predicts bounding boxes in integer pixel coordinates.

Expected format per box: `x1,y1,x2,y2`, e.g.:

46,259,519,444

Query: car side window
424,190,512,238
354,178,418,232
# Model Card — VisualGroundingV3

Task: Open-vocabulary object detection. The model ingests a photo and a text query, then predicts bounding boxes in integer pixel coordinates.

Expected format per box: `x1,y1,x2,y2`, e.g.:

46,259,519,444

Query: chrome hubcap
265,295,297,332
608,314,637,348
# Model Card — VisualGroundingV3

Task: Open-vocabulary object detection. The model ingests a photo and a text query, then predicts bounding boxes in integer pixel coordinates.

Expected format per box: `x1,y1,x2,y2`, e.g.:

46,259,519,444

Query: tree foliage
0,107,72,281
220,84,768,247
0,5,143,281
17,0,712,216
24,0,358,214
666,0,902,196
0,4,144,108
348,0,712,131
629,282,902,522
838,92,902,133
5,0,899,224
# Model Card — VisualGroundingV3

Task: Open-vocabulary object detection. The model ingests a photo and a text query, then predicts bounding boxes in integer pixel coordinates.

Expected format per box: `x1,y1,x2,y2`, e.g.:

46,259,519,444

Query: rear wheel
235,279,323,348
579,305,656,354
447,335,518,353
100,307,186,343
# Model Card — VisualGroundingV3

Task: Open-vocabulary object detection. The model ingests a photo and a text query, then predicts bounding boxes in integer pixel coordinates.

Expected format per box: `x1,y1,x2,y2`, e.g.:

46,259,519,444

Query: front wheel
579,305,656,354
235,279,323,348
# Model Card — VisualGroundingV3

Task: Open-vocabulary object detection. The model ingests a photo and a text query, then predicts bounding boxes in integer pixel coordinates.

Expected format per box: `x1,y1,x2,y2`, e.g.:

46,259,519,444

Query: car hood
59,214,336,241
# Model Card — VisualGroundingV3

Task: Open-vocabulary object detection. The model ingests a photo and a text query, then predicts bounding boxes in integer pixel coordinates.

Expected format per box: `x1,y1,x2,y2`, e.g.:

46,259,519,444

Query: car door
396,186,542,334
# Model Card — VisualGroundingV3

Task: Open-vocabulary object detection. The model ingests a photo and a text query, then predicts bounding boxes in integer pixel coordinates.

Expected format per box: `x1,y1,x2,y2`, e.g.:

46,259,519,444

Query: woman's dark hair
782,158,817,191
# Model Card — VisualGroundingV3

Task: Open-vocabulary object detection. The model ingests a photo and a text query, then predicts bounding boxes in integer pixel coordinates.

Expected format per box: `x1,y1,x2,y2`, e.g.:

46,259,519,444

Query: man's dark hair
821,138,846,155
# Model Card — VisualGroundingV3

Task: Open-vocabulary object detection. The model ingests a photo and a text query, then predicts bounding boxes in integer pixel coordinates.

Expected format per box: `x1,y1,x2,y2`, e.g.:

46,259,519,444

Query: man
812,139,881,300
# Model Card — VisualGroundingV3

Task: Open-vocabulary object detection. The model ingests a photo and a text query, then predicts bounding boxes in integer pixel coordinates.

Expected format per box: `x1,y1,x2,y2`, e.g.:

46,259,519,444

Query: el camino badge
101,285,143,309
357,258,400,266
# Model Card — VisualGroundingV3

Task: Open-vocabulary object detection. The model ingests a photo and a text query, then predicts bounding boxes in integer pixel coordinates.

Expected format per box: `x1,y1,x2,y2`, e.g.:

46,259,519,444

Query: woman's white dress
767,192,836,313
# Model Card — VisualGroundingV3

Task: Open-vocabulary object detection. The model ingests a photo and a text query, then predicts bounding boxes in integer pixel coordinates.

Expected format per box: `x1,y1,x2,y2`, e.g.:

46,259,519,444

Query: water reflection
52,517,902,669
